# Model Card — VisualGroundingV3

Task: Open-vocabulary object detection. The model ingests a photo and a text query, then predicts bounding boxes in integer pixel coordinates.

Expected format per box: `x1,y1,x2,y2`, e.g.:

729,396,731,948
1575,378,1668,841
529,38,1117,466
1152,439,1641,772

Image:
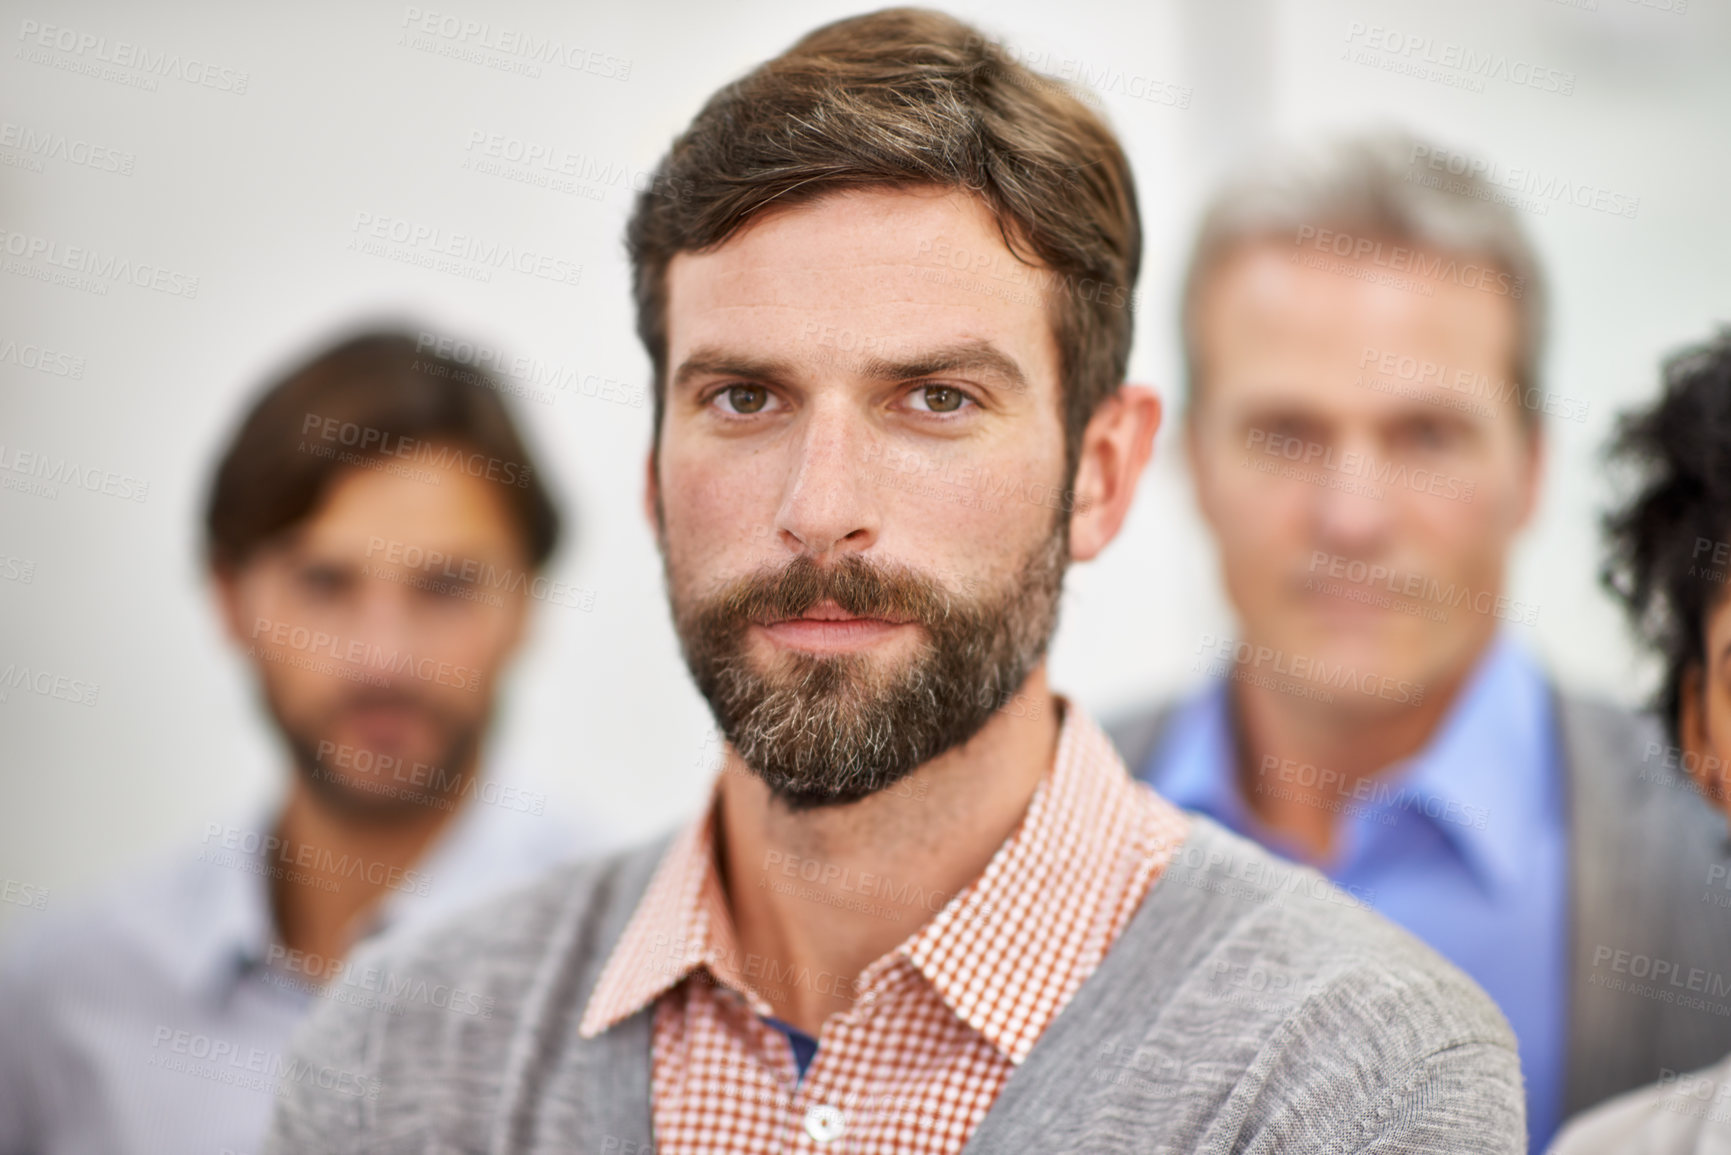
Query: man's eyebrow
671,352,801,393
858,341,1030,393
671,339,1031,395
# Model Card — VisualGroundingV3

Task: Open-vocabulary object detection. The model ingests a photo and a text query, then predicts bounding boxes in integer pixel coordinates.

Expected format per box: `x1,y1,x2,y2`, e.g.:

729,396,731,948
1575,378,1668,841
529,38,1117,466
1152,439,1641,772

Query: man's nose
346,576,421,656
1311,432,1393,551
773,400,881,560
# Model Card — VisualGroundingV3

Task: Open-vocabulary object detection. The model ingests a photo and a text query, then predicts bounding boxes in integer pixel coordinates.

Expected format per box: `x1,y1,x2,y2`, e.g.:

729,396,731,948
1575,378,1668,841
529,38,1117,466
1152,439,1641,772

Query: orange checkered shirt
577,702,1190,1154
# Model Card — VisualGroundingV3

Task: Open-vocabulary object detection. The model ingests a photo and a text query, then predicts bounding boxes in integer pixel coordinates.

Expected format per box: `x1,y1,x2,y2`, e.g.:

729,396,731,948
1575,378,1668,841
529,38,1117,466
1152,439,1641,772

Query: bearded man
263,10,1524,1153
0,329,588,1155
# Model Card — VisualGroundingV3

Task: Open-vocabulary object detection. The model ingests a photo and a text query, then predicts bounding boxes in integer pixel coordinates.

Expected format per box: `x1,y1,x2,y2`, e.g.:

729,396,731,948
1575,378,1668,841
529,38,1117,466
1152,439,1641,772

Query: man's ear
1068,384,1162,563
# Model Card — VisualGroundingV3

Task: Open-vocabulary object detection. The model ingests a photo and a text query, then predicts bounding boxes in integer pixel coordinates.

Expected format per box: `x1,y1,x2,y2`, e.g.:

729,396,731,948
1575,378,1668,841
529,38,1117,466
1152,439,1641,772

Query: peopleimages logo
1292,225,1523,299
0,878,49,911
364,536,597,612
1408,144,1640,221
15,19,251,93
347,211,582,288
1244,429,1476,503
259,942,496,1018
1589,946,1731,999
1194,634,1426,706
0,663,100,707
299,413,534,488
0,120,135,175
314,739,548,816
0,337,85,378
248,616,484,693
398,7,632,81
461,130,689,203
200,823,433,897
147,1026,381,1100
1306,550,1541,627
0,443,149,502
0,227,200,298
412,333,645,409
1358,345,1588,424
1341,21,1576,96
1256,754,1491,830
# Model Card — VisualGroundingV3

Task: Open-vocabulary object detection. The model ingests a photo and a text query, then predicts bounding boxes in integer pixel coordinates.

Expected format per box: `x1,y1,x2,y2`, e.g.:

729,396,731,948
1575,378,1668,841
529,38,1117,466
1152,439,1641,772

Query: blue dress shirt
1138,633,1569,1152
0,783,595,1155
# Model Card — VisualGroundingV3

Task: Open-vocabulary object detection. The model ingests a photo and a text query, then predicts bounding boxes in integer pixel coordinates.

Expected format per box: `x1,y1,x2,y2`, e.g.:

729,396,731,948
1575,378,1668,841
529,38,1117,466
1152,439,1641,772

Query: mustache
330,689,439,717
709,553,955,628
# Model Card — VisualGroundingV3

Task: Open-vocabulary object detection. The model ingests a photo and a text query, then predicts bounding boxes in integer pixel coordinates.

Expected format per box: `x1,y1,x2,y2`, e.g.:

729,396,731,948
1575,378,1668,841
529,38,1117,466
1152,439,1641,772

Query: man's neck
1232,638,1491,864
716,666,1062,1036
268,773,465,970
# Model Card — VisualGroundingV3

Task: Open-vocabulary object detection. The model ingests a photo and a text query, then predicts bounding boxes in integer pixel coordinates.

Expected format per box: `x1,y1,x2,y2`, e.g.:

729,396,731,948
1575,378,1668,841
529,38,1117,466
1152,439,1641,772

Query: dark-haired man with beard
264,10,1523,1153
0,330,590,1155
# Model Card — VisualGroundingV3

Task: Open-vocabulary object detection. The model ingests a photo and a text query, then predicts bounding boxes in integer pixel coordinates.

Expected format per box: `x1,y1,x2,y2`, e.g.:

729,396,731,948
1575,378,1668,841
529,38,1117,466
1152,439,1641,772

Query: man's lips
755,601,916,653
338,703,433,748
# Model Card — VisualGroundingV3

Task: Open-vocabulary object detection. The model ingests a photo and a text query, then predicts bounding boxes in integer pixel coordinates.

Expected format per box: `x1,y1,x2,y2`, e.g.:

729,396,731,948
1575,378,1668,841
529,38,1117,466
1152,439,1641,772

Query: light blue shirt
1138,633,1569,1152
0,784,594,1155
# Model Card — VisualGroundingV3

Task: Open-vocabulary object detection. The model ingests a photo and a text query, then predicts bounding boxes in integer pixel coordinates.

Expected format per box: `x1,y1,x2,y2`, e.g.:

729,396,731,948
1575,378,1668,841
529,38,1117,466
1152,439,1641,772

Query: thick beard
669,521,1068,811
265,687,482,824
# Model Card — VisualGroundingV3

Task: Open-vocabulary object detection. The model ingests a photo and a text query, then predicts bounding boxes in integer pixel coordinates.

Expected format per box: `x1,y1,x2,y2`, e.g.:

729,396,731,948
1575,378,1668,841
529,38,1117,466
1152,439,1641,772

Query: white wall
2,0,1726,934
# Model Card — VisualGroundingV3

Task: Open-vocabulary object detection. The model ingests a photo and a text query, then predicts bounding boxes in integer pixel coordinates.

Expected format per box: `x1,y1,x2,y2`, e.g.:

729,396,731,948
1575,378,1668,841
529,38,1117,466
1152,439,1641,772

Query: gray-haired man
1106,131,1731,1150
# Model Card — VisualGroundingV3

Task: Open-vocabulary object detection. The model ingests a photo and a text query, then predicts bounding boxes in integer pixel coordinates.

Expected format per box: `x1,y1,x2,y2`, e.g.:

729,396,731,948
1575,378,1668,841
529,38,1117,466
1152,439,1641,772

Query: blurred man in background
1107,133,1731,1150
0,329,591,1155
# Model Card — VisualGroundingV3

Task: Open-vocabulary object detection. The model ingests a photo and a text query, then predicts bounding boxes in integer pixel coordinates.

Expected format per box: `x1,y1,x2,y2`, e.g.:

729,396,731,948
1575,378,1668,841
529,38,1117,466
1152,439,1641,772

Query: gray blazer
1105,688,1731,1121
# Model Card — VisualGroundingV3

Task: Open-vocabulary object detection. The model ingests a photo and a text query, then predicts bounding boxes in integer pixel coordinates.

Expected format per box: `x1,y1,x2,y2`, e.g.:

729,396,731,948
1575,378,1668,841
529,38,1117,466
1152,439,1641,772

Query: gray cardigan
1106,688,1731,1122
263,816,1524,1154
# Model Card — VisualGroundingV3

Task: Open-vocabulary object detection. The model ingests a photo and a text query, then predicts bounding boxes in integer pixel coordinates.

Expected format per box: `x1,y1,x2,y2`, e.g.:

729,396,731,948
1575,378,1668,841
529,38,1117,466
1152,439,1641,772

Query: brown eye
725,385,768,413
919,386,965,413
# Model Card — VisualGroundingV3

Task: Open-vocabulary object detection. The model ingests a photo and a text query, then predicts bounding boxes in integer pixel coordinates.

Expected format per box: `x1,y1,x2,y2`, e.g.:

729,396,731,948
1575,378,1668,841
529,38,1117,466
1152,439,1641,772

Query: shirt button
804,1104,845,1143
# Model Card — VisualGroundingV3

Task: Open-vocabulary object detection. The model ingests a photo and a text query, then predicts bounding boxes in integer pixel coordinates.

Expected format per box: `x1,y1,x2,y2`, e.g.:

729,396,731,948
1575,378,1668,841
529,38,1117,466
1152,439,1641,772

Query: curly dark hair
1601,327,1731,744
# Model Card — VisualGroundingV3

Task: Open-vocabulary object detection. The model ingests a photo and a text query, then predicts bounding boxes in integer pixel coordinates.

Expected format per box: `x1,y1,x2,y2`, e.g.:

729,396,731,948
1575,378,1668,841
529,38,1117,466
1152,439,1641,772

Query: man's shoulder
1153,816,1514,1044
0,843,222,992
1552,686,1662,775
1549,683,1723,888
1549,687,1704,827
291,830,671,1052
987,816,1525,1151
1098,691,1185,777
345,827,674,997
262,830,673,1154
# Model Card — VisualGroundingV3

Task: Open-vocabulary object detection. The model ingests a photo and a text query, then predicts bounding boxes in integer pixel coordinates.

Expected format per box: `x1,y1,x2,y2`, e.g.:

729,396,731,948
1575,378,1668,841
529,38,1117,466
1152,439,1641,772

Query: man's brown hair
204,329,562,574
626,6,1142,477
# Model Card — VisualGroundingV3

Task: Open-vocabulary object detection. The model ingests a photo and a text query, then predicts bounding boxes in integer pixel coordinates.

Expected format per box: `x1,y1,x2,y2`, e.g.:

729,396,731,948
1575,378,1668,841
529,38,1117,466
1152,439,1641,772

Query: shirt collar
171,775,586,1006
154,798,285,1005
579,701,1190,1065
577,800,722,1037
1378,633,1558,894
1148,632,1555,895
